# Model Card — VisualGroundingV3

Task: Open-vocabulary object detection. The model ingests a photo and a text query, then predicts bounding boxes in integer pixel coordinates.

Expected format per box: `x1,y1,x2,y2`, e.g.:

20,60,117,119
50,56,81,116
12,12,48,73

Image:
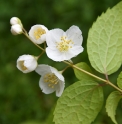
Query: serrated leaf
53,80,104,124
87,1,122,75
105,91,122,124
73,62,95,80
117,72,122,89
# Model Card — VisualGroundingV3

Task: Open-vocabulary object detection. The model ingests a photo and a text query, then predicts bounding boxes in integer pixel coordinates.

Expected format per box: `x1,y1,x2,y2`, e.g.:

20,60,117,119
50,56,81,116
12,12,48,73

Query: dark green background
0,0,121,124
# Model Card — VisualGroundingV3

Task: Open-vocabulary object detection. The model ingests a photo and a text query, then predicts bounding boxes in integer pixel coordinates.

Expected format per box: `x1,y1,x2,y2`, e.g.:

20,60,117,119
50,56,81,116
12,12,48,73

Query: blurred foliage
0,0,122,124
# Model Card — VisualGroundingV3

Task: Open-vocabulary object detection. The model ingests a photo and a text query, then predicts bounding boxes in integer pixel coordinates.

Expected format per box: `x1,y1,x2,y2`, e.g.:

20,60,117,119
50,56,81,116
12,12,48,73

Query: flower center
43,73,58,88
56,36,74,52
34,28,46,40
19,61,27,70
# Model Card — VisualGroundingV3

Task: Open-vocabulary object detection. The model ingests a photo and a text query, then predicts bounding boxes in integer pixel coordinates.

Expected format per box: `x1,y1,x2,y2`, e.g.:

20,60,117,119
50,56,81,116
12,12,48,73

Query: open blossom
17,55,37,73
46,25,84,61
11,24,23,35
29,25,48,44
35,64,65,97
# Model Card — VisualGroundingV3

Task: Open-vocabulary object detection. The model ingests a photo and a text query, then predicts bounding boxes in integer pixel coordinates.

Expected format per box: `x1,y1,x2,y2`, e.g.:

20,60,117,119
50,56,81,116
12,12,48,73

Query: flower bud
11,24,23,35
17,55,38,73
10,17,22,26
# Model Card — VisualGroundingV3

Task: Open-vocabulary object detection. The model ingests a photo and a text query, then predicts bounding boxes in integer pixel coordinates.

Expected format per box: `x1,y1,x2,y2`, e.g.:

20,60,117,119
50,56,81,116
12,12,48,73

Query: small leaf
105,91,122,124
87,1,122,75
73,62,95,80
117,72,122,89
53,80,104,124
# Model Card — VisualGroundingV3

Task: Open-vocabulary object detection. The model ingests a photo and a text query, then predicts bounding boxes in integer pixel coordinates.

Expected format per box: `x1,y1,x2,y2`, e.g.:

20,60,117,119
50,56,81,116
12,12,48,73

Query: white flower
10,17,22,26
35,64,65,97
46,25,84,61
29,25,48,44
11,24,23,35
17,55,38,73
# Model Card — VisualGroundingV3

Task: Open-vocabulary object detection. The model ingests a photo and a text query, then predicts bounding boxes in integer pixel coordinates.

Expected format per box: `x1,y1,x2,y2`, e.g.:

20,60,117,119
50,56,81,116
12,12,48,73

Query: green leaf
53,80,104,124
105,91,122,124
93,122,103,124
73,62,95,80
20,121,42,124
87,1,122,75
117,72,122,89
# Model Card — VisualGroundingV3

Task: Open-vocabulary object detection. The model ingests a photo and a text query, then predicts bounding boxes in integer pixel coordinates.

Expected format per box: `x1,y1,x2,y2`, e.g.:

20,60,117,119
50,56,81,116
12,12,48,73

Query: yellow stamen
56,36,74,52
34,28,46,40
43,73,59,88
19,61,27,70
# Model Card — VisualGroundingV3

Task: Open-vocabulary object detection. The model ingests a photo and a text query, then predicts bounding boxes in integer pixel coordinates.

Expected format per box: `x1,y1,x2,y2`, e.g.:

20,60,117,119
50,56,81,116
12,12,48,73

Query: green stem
22,28,45,51
107,81,122,93
61,65,70,74
63,60,122,93
35,51,45,60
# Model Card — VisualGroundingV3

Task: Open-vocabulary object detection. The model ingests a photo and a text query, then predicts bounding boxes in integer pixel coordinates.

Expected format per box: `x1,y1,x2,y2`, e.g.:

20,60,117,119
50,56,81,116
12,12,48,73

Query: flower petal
35,64,51,75
58,46,83,60
50,66,65,82
39,77,56,94
55,80,65,97
46,45,83,61
24,58,37,71
68,46,84,57
46,47,65,61
66,25,83,45
49,66,65,97
46,29,64,47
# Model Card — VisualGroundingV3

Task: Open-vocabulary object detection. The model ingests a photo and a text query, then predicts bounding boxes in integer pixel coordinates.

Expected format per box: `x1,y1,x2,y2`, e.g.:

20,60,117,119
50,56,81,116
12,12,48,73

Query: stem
61,65,70,74
22,28,45,51
63,60,122,93
107,81,122,93
36,51,45,60
105,73,109,81
63,60,107,82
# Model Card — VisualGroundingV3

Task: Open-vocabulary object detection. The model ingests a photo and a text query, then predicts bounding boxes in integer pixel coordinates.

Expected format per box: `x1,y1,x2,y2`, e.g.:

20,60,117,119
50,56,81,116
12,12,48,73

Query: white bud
10,17,22,26
11,24,23,35
17,55,38,73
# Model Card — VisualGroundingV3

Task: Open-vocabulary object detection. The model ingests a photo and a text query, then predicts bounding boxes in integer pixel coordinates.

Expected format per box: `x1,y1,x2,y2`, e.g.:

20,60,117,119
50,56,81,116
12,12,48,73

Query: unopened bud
10,17,22,26
11,24,23,35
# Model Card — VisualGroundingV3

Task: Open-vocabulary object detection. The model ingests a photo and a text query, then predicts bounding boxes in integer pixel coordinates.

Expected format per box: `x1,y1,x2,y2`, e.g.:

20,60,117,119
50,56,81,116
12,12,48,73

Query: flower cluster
10,17,84,97
10,17,23,35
